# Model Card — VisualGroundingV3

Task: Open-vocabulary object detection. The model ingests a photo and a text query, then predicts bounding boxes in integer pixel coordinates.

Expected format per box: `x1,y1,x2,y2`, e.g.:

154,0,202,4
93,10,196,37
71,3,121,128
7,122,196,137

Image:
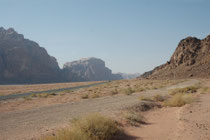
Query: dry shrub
139,94,168,102
163,93,195,107
30,92,56,98
133,87,145,92
201,87,210,94
81,93,89,99
127,101,161,112
111,89,118,95
152,94,169,102
122,87,135,95
124,111,146,126
91,93,100,98
170,86,199,95
43,114,121,140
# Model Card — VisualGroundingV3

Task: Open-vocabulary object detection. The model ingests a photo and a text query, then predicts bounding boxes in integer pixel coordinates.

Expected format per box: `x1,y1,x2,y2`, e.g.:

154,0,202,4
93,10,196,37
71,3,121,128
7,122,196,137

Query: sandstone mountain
62,57,123,82
116,73,141,79
141,35,210,79
0,27,61,84
0,27,123,84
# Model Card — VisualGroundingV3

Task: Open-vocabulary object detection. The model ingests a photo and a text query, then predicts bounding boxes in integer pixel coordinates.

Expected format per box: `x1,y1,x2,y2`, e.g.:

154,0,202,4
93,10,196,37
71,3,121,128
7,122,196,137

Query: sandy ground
0,79,182,113
0,81,100,96
125,80,210,140
0,79,198,140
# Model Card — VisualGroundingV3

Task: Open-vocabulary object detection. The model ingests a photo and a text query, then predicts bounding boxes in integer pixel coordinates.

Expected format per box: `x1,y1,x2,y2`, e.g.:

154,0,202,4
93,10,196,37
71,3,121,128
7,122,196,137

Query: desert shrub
81,93,89,99
30,92,56,98
63,89,74,93
124,111,146,126
152,94,168,102
30,93,37,97
163,93,195,107
23,96,32,100
170,86,199,95
122,87,135,95
139,96,153,101
139,94,168,102
91,93,100,98
43,114,121,140
37,92,56,98
111,89,118,95
127,101,161,112
201,87,210,94
134,87,145,92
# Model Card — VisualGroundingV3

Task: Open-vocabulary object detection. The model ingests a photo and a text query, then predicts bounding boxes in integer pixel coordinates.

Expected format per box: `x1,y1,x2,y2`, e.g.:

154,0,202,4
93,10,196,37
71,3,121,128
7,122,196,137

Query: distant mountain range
0,27,126,84
141,35,210,79
1,27,208,84
116,73,140,79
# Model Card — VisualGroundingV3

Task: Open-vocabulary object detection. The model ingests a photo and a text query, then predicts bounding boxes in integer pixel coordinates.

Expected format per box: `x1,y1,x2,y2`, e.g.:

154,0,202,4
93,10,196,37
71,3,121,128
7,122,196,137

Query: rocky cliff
141,35,210,79
62,57,123,82
0,27,61,84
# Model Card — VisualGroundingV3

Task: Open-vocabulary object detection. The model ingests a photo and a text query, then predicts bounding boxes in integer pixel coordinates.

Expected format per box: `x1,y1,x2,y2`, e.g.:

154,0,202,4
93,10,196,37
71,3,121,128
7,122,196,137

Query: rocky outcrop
141,35,210,79
0,27,61,84
62,57,123,82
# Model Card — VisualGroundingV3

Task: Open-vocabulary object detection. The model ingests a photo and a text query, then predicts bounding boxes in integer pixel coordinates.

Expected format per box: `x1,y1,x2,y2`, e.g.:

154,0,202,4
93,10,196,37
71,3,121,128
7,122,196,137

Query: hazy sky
0,0,210,73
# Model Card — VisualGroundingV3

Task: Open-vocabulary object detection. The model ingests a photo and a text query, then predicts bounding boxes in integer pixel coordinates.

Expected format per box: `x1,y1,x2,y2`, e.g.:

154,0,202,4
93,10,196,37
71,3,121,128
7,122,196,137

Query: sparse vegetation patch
170,86,199,95
163,93,195,107
124,111,146,126
43,114,122,140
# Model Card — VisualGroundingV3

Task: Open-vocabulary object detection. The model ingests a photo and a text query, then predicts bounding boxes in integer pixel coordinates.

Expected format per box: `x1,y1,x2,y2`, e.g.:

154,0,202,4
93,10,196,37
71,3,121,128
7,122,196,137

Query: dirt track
0,80,198,140
126,82,210,140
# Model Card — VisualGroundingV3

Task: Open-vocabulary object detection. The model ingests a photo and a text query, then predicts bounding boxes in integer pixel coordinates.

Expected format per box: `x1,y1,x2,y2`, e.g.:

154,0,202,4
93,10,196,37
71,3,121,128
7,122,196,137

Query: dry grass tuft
29,92,57,98
81,93,89,99
139,94,168,102
200,87,210,94
122,87,135,95
127,101,161,112
111,89,118,95
43,114,121,140
170,86,199,95
163,93,195,107
152,94,168,102
91,93,100,98
124,111,146,126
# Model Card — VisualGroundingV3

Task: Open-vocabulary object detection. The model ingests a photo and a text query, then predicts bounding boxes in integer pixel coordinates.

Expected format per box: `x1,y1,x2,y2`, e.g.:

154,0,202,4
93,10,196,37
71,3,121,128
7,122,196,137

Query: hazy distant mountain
141,35,210,79
0,27,61,84
62,57,123,82
116,73,141,79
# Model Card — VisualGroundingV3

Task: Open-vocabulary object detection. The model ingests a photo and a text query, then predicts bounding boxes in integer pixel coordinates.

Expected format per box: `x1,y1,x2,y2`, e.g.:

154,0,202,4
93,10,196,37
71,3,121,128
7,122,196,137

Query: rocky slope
141,35,210,79
0,27,61,84
62,57,122,82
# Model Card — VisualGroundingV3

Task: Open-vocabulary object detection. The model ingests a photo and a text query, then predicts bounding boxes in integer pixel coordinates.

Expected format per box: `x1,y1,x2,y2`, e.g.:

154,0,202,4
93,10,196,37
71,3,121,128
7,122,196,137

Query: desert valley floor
0,79,210,140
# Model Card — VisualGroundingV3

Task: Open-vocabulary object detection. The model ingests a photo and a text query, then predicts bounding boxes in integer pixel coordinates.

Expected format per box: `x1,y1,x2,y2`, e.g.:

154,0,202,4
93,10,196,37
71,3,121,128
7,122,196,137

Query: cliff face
0,27,61,84
62,57,123,82
141,35,210,79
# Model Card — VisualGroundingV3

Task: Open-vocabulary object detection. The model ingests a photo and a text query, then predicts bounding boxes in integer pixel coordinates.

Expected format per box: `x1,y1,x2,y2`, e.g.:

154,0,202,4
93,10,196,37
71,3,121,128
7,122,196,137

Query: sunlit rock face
141,35,210,79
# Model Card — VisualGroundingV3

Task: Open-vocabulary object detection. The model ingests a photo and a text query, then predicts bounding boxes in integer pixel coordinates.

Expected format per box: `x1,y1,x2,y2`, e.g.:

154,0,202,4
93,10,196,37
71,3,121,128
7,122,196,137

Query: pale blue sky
0,0,210,73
